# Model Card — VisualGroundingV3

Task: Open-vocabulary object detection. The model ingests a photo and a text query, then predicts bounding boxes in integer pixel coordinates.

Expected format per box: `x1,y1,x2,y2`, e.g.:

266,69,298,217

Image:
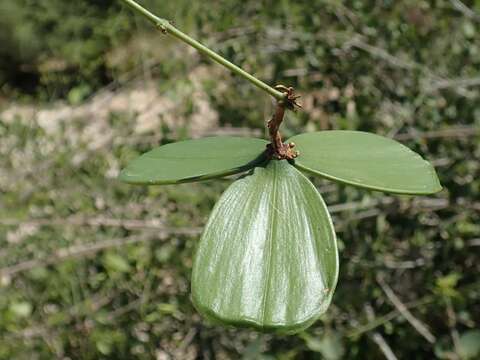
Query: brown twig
347,296,434,339
450,0,480,22
394,125,480,141
0,216,171,230
445,297,462,359
266,85,301,160
0,230,201,278
364,304,399,360
377,276,436,344
349,283,480,346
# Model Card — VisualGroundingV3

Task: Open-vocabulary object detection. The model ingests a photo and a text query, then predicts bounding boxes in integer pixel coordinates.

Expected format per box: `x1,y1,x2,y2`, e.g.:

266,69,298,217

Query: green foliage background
1,0,479,358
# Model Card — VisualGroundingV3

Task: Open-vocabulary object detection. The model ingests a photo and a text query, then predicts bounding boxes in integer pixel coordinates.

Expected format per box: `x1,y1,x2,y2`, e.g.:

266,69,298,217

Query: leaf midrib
260,164,278,324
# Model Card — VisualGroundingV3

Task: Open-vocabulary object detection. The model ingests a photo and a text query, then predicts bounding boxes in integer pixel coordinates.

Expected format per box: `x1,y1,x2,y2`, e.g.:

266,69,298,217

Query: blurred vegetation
1,0,479,359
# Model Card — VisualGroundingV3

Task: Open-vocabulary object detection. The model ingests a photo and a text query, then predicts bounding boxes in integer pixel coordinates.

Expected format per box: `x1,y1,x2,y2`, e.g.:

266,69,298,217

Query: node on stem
266,85,301,160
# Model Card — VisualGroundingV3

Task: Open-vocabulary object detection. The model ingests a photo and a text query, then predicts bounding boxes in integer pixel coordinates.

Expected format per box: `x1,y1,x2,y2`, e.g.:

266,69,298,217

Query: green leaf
103,253,130,273
192,160,338,333
9,301,32,318
289,131,442,194
119,137,268,185
302,332,345,360
458,330,480,359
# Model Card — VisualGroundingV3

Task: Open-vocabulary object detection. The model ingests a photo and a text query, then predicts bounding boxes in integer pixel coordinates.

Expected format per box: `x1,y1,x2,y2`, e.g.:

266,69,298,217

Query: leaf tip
118,167,136,184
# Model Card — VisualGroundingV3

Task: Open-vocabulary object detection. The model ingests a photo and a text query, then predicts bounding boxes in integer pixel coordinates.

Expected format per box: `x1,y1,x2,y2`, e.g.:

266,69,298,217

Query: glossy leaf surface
289,131,442,194
192,160,338,333
119,137,268,184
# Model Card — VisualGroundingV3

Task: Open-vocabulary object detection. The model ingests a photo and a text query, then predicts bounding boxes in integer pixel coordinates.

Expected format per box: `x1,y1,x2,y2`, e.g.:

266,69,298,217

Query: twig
377,276,436,344
178,328,197,351
342,34,476,97
105,298,143,322
347,281,480,339
0,216,174,230
450,0,480,22
4,196,476,278
122,127,263,146
467,238,480,247
365,304,399,360
0,197,445,230
445,297,462,359
125,124,479,148
119,0,285,101
266,86,301,159
8,292,142,343
330,197,452,217
383,258,426,270
393,125,479,141
7,291,120,339
15,325,49,339
0,230,201,278
348,298,433,339
427,77,480,92
345,37,421,72
328,197,395,214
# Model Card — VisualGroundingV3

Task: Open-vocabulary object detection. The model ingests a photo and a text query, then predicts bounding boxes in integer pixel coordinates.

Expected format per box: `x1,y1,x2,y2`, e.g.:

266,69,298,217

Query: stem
266,86,300,160
266,100,299,160
119,0,285,101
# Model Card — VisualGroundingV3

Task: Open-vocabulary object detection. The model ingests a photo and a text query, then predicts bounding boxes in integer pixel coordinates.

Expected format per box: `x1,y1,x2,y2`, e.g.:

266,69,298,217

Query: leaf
103,253,130,273
9,301,32,318
192,160,338,333
458,330,480,359
435,272,461,297
302,332,345,360
289,131,442,194
119,137,268,185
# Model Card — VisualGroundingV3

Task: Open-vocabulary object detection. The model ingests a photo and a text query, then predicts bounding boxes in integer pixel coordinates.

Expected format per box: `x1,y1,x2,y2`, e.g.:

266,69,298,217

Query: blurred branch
178,328,198,352
0,195,453,232
3,197,478,278
119,0,285,101
124,127,263,146
124,124,479,147
328,197,395,214
393,125,480,141
0,216,203,235
345,280,480,339
445,297,462,359
383,258,426,270
343,35,477,97
104,298,143,322
8,290,129,340
330,197,450,217
364,304,399,360
0,216,180,230
345,36,421,72
427,77,480,92
0,231,200,278
467,238,480,247
377,276,436,344
450,0,480,22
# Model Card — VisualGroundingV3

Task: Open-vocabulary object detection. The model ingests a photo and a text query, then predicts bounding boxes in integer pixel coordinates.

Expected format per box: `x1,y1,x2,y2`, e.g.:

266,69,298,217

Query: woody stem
266,100,298,160
268,102,286,153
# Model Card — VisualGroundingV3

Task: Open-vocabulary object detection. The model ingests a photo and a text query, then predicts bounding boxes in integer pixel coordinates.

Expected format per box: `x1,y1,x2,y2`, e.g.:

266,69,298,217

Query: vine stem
119,0,285,101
